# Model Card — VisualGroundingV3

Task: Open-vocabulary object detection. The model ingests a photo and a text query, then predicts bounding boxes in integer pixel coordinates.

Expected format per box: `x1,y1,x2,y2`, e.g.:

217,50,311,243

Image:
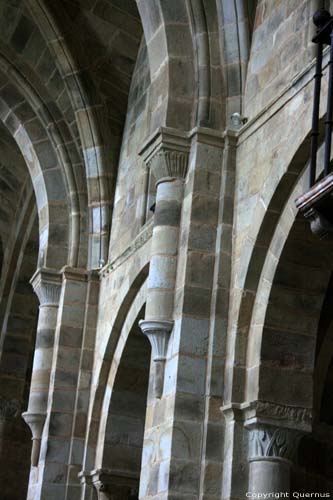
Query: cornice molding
245,400,312,433
221,400,312,433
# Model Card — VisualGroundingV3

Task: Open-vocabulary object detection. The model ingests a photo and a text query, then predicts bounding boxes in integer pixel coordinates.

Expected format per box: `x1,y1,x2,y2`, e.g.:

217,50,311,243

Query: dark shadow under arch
101,305,150,498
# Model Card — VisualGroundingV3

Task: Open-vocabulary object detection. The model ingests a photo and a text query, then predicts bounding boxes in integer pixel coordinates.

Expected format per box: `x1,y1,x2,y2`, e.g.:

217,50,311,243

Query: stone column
139,129,190,398
246,423,303,496
22,268,61,466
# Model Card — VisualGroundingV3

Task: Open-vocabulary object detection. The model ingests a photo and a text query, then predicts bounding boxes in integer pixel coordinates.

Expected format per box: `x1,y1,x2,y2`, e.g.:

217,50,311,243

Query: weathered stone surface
0,2,331,500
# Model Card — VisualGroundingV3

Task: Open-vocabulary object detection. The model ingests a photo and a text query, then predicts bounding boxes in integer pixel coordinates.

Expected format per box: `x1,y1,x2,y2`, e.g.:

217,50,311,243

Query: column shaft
28,303,58,413
249,458,291,494
146,178,183,321
22,268,61,467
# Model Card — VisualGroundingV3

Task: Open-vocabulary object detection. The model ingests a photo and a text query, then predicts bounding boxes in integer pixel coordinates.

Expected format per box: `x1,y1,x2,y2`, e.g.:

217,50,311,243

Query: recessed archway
99,306,150,498
248,194,333,492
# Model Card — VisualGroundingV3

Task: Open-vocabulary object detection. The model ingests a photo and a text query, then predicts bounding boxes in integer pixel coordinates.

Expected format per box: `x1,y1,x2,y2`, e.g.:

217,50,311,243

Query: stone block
39,484,66,500
44,436,70,463
187,222,216,253
191,194,219,227
49,412,73,438
148,255,177,289
259,364,313,407
0,84,23,109
42,462,67,484
186,251,215,289
168,459,200,494
171,316,209,357
179,285,211,318
175,354,206,396
154,200,182,227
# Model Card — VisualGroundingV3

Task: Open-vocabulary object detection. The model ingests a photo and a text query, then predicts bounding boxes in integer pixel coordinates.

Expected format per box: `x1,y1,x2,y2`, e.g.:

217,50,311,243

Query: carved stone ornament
139,319,174,398
138,319,174,361
305,207,333,238
30,268,62,306
0,396,21,421
139,127,190,183
148,148,189,182
89,469,139,500
247,424,303,462
106,218,153,274
21,411,46,466
254,400,312,428
295,173,333,239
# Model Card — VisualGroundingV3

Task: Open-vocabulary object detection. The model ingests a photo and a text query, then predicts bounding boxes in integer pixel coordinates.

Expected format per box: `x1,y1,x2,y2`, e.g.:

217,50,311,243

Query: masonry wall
244,0,315,119
109,38,152,261
233,0,333,333
93,34,154,407
3,1,333,499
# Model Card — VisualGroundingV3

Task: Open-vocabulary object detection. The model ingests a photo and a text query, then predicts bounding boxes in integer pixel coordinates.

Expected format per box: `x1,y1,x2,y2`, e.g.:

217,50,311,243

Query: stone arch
244,169,306,402
254,214,333,492
188,0,225,128
0,201,39,500
227,113,327,405
0,0,90,268
27,0,139,267
247,196,331,408
95,281,148,468
0,93,69,268
136,0,226,131
83,263,149,473
217,0,258,123
0,55,87,268
0,121,33,285
239,124,333,406
232,145,333,493
92,288,149,498
136,0,196,131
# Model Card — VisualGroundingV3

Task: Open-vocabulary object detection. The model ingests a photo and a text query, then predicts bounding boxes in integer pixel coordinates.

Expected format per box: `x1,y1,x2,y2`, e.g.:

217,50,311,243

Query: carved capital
0,396,21,421
139,127,190,183
148,149,189,182
30,268,62,306
247,424,303,463
89,469,139,500
138,319,174,361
